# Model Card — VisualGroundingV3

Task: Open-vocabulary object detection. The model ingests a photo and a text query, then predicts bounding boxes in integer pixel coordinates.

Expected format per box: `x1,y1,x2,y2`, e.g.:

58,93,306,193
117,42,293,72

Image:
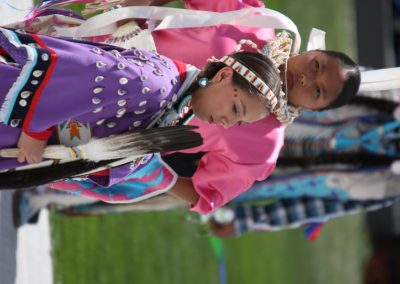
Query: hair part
318,50,361,110
191,52,281,102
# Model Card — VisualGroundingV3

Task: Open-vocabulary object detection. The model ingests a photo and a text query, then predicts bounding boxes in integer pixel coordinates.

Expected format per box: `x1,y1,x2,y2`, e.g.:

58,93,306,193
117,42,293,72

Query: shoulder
184,0,265,12
232,115,285,162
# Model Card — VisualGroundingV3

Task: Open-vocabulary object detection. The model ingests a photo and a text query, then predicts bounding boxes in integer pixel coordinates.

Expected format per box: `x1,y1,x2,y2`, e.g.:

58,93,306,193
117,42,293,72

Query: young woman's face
285,50,346,110
191,67,268,128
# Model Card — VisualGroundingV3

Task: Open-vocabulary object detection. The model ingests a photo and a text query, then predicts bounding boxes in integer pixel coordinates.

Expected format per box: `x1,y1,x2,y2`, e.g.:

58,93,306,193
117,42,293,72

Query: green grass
51,210,219,284
51,209,370,284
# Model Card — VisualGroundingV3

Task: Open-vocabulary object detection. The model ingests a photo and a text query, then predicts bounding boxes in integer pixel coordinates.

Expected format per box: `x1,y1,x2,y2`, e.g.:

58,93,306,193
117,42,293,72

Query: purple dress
0,28,182,158
0,28,187,201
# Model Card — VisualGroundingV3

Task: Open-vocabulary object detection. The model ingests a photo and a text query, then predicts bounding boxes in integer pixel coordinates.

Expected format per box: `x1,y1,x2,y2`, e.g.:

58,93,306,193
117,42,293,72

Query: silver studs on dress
41,53,49,61
20,91,31,99
140,75,148,82
95,76,104,83
171,94,178,102
10,119,21,127
171,78,178,85
161,61,170,69
93,87,103,94
31,80,39,85
119,77,128,85
139,55,149,61
159,100,167,108
133,121,142,127
106,122,117,128
33,70,43,78
91,47,102,55
96,61,107,69
116,108,126,117
153,69,163,76
96,119,105,125
117,88,127,96
160,87,167,94
19,99,27,107
117,62,126,70
111,50,121,57
118,99,127,107
93,107,103,113
139,100,147,107
92,97,102,105
134,109,146,115
141,87,150,94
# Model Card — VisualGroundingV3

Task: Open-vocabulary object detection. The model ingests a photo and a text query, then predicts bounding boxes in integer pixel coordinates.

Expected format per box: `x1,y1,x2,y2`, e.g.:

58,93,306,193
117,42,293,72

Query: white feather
0,125,202,162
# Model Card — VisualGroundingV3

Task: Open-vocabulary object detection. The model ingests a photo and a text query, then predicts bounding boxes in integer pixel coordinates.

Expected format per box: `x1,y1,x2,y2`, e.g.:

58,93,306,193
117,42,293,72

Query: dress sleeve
190,152,276,214
184,0,265,12
23,127,54,140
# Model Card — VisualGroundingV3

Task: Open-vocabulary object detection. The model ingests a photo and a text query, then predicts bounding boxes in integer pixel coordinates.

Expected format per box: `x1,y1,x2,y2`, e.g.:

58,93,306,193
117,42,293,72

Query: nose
299,74,306,86
299,72,315,87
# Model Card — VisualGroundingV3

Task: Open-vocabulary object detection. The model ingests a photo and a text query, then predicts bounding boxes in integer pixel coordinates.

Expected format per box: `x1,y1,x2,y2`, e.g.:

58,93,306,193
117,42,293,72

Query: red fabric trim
172,59,187,83
0,47,8,57
89,169,110,176
23,126,54,141
22,34,58,132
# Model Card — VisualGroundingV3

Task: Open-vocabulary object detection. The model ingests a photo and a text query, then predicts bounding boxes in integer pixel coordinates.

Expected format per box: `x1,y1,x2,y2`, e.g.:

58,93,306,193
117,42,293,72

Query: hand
210,220,236,239
17,132,47,164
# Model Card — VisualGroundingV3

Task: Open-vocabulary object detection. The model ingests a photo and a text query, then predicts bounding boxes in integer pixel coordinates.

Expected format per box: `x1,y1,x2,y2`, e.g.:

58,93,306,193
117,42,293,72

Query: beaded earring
197,77,209,88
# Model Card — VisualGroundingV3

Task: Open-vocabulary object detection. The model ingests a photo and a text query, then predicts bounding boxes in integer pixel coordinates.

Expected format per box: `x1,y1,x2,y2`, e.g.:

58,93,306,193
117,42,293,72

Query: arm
168,176,200,204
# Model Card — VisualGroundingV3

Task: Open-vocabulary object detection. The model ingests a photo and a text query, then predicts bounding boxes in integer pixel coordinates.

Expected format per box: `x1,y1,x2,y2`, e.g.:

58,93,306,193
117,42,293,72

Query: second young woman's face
285,50,346,110
191,67,268,128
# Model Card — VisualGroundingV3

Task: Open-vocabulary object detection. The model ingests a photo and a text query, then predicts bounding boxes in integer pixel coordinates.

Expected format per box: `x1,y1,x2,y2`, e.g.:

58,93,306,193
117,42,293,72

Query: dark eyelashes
233,104,238,114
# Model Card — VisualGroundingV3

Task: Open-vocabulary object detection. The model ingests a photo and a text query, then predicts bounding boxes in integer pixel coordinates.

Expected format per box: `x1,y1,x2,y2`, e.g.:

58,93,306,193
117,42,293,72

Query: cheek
216,101,226,110
213,96,230,112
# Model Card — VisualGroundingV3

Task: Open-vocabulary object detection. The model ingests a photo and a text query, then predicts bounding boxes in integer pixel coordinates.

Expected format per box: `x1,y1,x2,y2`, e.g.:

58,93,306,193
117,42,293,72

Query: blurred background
2,0,400,283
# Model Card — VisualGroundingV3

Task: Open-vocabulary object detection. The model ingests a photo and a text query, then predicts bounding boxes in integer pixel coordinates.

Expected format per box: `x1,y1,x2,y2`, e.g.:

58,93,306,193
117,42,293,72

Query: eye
233,104,238,115
316,86,321,99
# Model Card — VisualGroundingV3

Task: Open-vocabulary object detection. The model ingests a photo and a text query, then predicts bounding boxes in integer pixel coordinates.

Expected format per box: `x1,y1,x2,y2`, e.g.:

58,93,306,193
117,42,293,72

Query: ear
210,67,234,83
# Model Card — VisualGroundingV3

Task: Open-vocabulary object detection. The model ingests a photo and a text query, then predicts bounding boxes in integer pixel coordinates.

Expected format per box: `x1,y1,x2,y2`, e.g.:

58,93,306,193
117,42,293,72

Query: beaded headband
220,55,279,110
